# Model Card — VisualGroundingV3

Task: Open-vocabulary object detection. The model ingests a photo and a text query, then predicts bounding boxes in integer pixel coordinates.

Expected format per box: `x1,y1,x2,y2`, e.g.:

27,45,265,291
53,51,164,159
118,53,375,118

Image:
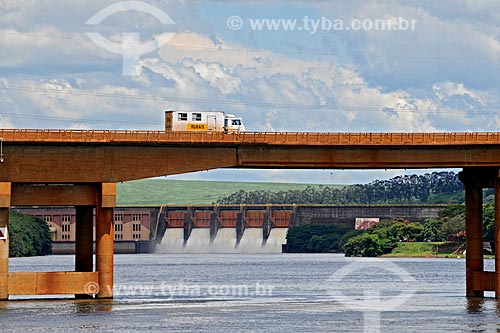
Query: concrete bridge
1,129,500,299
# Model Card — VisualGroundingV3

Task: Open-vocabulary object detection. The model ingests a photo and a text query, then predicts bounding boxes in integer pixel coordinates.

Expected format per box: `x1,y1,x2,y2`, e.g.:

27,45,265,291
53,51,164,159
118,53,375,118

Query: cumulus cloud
309,1,500,91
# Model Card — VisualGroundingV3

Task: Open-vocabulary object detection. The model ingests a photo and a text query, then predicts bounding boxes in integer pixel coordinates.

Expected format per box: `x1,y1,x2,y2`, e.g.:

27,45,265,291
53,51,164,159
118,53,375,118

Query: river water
1,254,499,332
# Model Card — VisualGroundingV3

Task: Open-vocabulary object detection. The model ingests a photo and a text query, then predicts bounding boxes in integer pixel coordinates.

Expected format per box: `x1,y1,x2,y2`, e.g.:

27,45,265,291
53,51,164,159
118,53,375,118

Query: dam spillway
156,205,290,253
157,227,288,254
154,204,445,254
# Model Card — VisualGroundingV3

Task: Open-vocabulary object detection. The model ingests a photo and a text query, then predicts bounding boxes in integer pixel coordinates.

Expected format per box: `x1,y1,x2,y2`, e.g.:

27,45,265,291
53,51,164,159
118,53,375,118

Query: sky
0,1,499,184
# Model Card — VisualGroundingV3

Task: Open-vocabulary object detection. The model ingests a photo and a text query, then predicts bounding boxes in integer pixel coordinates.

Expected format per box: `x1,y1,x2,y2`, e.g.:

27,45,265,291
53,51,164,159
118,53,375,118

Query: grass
115,178,465,206
383,242,462,258
116,178,343,205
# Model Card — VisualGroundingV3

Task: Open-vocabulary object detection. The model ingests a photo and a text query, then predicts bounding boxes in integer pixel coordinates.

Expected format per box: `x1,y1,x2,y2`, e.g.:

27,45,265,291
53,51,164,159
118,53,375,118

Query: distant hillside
117,172,466,206
116,179,343,205
216,172,464,205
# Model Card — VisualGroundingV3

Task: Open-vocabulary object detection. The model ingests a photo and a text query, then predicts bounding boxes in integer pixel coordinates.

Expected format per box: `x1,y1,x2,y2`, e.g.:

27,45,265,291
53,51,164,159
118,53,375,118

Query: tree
286,224,352,253
423,218,443,241
440,215,465,242
8,211,52,257
483,203,494,241
388,222,406,241
307,235,338,253
343,234,383,257
403,222,424,241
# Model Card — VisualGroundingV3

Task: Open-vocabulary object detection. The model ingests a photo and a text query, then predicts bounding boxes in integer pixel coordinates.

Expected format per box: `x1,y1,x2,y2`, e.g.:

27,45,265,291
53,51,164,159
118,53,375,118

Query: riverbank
381,241,465,258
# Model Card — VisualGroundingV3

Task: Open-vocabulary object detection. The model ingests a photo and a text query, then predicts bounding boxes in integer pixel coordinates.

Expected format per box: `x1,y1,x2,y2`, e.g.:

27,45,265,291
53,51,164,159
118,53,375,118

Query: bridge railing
1,129,500,145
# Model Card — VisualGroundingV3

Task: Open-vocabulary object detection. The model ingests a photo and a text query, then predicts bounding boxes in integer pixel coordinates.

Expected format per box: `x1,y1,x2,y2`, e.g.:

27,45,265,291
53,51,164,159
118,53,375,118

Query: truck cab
224,114,246,133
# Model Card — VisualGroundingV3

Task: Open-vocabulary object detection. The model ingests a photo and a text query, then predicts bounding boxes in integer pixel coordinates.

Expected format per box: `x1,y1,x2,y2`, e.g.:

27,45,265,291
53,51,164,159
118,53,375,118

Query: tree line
217,172,463,204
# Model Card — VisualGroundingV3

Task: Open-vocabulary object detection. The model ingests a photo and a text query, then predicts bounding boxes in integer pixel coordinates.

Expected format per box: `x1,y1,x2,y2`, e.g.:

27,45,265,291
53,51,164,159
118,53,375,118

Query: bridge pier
0,182,115,300
75,206,94,299
0,182,11,300
463,174,485,297
460,168,500,297
96,183,116,298
495,177,500,297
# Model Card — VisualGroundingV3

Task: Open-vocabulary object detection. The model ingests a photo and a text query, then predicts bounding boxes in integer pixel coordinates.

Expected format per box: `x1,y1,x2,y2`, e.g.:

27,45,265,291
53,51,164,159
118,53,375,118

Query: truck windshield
231,119,241,125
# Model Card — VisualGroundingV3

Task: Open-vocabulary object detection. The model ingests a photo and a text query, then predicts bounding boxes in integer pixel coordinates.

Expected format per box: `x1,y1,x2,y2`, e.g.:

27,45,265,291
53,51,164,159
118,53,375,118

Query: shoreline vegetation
285,203,494,258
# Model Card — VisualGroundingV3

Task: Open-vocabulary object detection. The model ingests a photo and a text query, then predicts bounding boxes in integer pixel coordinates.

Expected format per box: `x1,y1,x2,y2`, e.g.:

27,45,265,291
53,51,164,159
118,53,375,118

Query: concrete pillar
209,212,219,243
75,206,94,299
96,183,115,299
465,179,484,297
183,207,193,245
0,182,11,300
262,206,272,245
495,177,500,298
236,212,245,246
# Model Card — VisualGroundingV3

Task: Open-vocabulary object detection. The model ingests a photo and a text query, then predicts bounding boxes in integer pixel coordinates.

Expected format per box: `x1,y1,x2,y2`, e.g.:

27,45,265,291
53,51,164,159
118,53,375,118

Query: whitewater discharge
157,228,288,254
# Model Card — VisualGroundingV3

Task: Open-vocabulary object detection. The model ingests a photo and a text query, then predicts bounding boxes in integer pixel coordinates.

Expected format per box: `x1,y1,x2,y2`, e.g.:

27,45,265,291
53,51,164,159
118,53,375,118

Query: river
1,254,499,332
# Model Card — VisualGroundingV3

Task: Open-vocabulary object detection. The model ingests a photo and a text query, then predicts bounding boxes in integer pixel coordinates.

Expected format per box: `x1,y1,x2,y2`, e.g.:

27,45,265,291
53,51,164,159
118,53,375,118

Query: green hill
116,179,342,205
116,172,465,206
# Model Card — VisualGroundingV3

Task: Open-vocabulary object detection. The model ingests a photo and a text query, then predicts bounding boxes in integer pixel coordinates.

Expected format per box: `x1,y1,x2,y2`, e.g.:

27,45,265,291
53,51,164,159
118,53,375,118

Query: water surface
2,254,499,332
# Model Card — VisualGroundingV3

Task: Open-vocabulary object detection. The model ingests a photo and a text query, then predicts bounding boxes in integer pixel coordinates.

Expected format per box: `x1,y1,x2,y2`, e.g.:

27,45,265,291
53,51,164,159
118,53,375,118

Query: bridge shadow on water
467,296,500,315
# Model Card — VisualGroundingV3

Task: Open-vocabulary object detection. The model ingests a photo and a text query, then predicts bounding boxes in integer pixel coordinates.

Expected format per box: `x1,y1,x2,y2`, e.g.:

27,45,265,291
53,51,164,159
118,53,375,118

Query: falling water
264,228,288,252
157,227,288,254
237,228,264,253
238,228,288,253
184,228,211,253
211,228,237,253
157,228,184,253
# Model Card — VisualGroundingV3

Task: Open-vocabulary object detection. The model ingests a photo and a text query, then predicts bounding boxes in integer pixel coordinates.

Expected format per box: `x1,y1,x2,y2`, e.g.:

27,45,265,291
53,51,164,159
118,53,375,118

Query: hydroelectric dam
17,204,446,254
155,204,445,253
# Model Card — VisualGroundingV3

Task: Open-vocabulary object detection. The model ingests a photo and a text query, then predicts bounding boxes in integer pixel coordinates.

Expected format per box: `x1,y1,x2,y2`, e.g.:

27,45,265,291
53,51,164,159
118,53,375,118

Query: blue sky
0,1,498,184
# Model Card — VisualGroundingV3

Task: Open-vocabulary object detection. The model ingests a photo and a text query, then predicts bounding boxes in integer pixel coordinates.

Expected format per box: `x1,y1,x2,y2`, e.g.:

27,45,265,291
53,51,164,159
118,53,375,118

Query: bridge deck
1,129,500,146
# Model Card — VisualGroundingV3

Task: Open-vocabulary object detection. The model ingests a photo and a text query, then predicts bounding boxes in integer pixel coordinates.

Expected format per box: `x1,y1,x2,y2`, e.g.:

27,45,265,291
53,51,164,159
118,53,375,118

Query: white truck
164,110,245,133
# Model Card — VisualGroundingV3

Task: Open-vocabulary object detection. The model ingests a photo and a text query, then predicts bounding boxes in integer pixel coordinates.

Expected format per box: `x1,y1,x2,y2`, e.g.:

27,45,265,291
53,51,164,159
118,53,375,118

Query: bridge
1,129,500,299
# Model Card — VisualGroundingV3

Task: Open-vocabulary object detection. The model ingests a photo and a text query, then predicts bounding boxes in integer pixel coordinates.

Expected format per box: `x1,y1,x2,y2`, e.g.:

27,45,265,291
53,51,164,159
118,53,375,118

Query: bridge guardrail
0,129,500,145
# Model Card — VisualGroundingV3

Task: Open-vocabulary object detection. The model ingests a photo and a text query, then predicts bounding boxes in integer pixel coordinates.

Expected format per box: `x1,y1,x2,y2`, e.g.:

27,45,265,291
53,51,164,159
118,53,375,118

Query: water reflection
467,297,485,313
73,299,113,314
